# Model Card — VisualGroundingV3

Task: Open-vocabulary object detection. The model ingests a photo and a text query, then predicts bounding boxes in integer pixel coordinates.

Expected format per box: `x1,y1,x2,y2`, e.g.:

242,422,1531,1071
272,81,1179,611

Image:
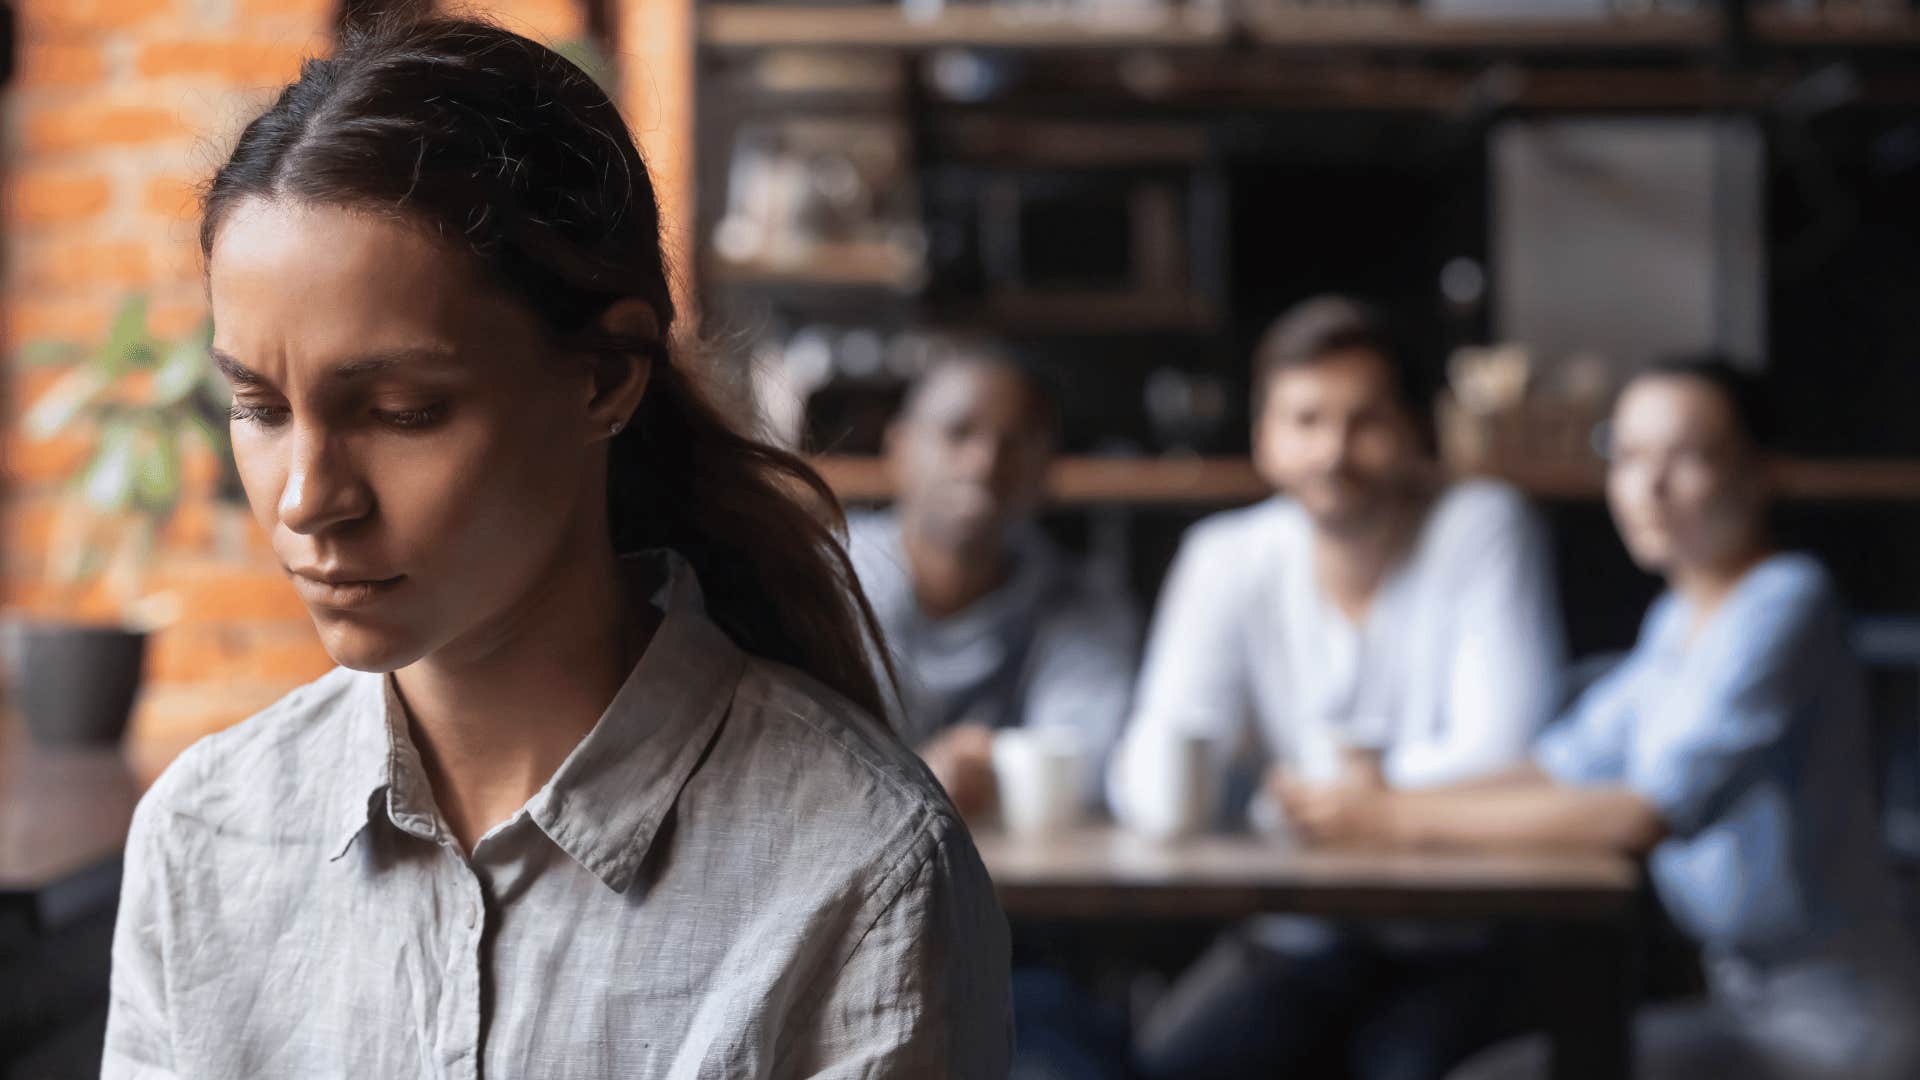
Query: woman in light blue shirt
1282,356,1920,1079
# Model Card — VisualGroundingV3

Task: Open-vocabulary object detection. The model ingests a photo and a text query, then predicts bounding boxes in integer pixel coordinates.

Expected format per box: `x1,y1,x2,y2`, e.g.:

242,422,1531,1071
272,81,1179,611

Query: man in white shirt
1113,296,1565,1080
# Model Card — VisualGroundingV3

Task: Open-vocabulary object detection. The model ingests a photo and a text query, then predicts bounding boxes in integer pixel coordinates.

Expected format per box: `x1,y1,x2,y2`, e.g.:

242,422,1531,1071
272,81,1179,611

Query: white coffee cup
1123,730,1217,840
991,728,1088,836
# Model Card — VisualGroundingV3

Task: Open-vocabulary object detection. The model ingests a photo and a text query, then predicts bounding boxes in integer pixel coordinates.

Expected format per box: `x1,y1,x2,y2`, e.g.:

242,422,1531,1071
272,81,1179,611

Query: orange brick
478,0,585,41
3,432,94,486
144,173,204,219
14,240,153,290
0,576,123,623
159,498,213,549
91,369,156,406
176,442,222,491
17,43,105,88
145,623,242,682
239,0,334,19
146,623,328,684
6,297,113,341
132,679,296,743
126,728,199,788
242,634,334,683
153,562,310,623
6,170,112,225
25,102,192,154
178,442,221,491
20,0,175,34
137,38,307,85
2,491,66,556
11,364,72,407
147,301,210,338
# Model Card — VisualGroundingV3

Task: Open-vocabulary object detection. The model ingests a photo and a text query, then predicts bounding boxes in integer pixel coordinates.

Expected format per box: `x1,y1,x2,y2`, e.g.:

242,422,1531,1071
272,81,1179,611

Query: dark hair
900,340,1063,441
1631,352,1775,450
201,16,894,723
1251,295,1428,422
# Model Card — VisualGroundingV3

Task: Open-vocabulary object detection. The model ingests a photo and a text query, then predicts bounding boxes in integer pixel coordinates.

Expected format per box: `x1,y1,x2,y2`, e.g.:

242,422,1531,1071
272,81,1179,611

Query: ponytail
610,356,892,721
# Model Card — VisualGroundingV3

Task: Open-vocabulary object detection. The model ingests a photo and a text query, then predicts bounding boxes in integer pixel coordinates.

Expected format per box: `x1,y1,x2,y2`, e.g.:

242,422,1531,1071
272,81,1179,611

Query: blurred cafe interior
5,0,1920,1077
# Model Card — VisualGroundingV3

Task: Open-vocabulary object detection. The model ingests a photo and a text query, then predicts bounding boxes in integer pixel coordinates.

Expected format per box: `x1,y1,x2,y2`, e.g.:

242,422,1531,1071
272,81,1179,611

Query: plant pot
1,619,147,747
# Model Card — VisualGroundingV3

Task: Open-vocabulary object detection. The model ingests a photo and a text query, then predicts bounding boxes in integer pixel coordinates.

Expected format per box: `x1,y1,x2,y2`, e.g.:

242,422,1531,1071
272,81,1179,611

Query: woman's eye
373,404,447,430
229,402,289,427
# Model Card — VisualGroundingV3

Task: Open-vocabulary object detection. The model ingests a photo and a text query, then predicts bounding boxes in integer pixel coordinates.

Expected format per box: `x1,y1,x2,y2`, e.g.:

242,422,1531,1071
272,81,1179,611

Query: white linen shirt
1111,480,1564,826
103,557,1012,1079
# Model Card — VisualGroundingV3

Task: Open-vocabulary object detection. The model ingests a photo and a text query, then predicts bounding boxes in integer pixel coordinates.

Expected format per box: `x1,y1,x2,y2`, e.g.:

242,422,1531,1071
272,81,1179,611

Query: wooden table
976,826,1641,1080
0,713,140,933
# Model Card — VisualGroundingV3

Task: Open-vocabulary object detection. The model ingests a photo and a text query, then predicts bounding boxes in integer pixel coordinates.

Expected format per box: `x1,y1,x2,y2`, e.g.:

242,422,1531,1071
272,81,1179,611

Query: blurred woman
103,17,1009,1078
1283,357,1920,1079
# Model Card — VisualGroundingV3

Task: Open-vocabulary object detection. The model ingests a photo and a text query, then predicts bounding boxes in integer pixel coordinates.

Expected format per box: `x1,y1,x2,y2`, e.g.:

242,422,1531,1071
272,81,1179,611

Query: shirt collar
328,671,395,861
327,552,748,892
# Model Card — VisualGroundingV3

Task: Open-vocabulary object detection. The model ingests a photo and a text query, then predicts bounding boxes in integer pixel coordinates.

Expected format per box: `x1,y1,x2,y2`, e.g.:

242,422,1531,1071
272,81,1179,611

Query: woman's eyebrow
324,348,461,383
209,346,461,387
211,348,267,386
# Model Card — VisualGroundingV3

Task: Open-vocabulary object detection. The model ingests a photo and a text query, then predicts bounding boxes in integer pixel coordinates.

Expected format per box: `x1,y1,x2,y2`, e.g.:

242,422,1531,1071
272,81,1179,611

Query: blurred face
886,362,1053,553
1606,375,1765,575
209,199,606,672
1253,348,1424,533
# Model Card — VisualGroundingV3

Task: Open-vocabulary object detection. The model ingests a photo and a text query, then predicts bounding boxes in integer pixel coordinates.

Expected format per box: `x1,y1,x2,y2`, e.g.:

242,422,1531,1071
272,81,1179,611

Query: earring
610,419,626,436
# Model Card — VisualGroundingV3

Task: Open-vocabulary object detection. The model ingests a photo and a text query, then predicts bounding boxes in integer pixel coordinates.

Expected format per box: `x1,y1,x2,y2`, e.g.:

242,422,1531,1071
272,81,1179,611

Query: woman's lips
289,572,407,609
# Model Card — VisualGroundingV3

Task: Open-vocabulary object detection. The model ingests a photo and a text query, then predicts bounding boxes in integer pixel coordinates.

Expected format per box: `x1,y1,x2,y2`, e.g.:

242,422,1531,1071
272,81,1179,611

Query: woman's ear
587,298,658,440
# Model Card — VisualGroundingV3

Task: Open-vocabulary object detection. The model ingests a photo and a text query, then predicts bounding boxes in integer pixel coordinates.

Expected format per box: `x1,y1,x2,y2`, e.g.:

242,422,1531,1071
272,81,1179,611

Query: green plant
19,295,235,621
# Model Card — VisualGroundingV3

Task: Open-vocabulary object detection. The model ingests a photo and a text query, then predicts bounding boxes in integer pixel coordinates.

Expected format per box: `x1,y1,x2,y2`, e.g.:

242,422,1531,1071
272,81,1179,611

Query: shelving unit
692,3,1920,642
1750,8,1920,46
698,5,1920,504
697,4,1737,52
708,242,925,293
700,4,1230,51
812,454,1920,505
701,4,1920,56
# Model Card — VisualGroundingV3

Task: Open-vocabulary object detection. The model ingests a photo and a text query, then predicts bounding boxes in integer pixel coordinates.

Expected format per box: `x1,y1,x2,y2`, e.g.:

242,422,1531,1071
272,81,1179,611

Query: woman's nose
278,426,373,535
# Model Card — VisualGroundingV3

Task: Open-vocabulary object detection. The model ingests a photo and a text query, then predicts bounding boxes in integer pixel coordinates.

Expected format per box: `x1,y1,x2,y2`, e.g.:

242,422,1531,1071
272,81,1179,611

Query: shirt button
465,903,477,929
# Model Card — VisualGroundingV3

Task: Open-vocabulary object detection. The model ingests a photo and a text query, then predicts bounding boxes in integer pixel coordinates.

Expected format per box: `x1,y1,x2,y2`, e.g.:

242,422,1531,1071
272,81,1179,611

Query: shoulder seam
731,661,943,817
769,806,950,1069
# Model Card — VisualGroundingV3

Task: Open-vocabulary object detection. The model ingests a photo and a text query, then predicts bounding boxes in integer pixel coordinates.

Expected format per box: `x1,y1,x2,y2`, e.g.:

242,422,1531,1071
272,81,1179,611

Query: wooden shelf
702,4,1227,50
710,244,924,292
700,4,1723,52
1773,459,1920,501
814,454,1266,504
1238,8,1720,50
811,454,1920,505
1750,9,1920,47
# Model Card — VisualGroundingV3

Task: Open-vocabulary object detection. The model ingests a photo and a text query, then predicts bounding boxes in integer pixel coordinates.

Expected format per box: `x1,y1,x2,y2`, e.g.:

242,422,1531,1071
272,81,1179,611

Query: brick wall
1,0,689,779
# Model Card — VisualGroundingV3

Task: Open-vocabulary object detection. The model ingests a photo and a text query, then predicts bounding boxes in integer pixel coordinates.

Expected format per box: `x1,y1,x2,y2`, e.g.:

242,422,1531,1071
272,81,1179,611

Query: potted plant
4,296,234,746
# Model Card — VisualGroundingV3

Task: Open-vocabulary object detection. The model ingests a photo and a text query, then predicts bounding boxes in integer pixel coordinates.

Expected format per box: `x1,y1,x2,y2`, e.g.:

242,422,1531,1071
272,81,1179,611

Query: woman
103,17,1009,1078
1281,357,1920,1079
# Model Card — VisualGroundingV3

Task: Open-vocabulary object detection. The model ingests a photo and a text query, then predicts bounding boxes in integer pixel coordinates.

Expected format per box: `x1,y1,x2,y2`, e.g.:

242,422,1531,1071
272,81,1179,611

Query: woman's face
209,199,607,672
1606,374,1765,577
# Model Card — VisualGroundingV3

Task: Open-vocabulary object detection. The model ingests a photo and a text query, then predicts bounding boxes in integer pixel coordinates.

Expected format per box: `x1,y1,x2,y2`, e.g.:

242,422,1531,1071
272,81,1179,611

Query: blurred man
1111,295,1566,1080
849,347,1140,818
